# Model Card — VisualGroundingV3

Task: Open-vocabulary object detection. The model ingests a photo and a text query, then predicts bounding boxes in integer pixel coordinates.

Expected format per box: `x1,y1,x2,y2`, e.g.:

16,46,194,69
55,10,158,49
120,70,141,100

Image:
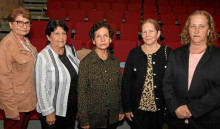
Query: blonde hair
181,10,216,46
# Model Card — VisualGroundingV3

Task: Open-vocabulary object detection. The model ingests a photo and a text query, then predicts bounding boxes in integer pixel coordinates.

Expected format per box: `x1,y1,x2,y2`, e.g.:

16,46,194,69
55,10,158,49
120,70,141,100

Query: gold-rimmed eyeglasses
14,21,32,27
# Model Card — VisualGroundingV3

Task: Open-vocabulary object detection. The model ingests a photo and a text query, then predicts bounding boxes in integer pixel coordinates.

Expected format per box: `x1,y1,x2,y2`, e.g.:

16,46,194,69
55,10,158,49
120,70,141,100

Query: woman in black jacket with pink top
122,18,172,129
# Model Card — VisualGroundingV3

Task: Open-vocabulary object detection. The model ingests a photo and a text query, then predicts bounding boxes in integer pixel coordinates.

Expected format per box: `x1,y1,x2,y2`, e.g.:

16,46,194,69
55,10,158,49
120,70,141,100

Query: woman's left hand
118,114,125,121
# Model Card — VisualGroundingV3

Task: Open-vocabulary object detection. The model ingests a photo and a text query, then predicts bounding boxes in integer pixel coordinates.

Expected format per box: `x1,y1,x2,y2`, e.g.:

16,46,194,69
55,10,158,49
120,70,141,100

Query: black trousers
131,109,165,129
168,123,195,129
39,109,76,129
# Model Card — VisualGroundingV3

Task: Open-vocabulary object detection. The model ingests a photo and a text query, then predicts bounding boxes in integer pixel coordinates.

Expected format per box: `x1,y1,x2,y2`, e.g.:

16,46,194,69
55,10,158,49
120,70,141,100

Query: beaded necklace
12,31,36,58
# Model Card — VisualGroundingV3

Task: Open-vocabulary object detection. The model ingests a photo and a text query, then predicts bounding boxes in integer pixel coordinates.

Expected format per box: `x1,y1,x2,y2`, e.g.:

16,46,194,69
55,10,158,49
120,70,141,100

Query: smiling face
9,14,31,37
92,27,112,50
189,14,210,46
141,22,160,45
47,26,67,50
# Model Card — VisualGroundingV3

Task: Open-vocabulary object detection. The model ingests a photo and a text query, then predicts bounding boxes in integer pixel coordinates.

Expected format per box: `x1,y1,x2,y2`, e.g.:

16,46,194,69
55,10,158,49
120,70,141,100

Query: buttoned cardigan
122,45,172,113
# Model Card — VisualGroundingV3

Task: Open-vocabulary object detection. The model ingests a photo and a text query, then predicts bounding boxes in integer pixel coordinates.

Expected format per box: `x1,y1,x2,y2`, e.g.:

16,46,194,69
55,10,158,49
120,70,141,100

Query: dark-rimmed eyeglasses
14,21,32,27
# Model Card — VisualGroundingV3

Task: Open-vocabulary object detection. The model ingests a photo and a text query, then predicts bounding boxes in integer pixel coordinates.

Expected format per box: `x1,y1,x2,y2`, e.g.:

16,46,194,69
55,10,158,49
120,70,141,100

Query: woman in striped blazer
34,19,80,129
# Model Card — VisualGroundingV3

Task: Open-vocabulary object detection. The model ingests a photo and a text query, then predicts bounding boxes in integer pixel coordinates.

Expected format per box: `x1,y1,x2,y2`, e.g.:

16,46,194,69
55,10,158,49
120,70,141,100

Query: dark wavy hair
181,10,216,46
45,19,69,37
89,21,114,40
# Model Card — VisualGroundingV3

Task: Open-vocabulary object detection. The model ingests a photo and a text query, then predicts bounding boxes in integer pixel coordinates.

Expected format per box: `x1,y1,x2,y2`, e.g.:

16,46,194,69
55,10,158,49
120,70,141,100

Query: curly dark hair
181,10,216,46
89,21,114,40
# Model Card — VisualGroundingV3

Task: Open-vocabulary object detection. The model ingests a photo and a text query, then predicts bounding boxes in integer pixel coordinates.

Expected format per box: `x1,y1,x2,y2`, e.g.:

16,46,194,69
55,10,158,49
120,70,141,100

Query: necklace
12,31,36,58
198,48,206,53
190,47,207,54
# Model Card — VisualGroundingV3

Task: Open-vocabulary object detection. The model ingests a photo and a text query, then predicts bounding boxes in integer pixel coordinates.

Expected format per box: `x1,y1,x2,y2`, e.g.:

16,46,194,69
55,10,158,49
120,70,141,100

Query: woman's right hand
46,113,56,125
81,125,90,129
125,112,134,121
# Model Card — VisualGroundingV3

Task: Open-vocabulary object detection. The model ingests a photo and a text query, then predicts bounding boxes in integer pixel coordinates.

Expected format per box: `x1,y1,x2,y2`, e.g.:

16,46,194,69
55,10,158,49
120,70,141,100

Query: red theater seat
165,41,182,49
63,1,78,13
127,3,142,13
87,11,105,23
162,25,181,42
106,11,123,30
125,12,141,25
29,20,48,40
46,1,62,16
143,5,157,14
79,1,95,15
75,22,93,46
30,38,48,52
114,40,138,62
68,10,86,29
112,3,127,13
160,14,176,25
67,39,82,51
158,5,172,15
177,14,188,29
120,23,139,41
173,6,187,15
95,2,111,13
143,13,159,21
49,9,66,21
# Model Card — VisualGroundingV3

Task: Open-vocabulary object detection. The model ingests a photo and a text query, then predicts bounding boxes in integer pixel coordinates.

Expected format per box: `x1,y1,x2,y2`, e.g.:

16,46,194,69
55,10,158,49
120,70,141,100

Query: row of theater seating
47,8,220,24
45,0,220,34
47,1,142,14
29,21,140,43
46,0,220,11
45,0,220,35
45,10,220,36
46,0,220,15
29,20,220,48
151,0,220,7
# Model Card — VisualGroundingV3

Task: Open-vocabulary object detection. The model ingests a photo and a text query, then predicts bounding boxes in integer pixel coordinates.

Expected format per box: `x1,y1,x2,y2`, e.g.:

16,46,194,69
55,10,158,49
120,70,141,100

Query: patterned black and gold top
78,48,123,128
139,54,157,112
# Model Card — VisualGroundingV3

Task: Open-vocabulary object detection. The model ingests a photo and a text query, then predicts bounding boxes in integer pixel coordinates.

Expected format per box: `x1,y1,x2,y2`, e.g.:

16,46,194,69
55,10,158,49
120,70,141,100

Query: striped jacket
34,45,80,117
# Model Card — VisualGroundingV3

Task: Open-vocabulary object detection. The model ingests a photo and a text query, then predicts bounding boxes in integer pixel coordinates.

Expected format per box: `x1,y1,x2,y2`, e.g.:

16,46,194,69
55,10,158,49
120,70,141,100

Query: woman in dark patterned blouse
122,18,172,129
77,21,124,129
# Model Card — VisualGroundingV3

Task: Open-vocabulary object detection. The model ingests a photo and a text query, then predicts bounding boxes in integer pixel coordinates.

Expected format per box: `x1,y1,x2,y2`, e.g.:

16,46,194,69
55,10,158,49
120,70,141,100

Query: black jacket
122,45,172,113
163,44,220,129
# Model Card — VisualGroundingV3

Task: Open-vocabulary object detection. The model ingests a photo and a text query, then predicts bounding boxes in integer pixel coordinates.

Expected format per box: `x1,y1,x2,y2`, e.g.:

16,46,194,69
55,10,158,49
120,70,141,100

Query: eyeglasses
14,21,32,27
